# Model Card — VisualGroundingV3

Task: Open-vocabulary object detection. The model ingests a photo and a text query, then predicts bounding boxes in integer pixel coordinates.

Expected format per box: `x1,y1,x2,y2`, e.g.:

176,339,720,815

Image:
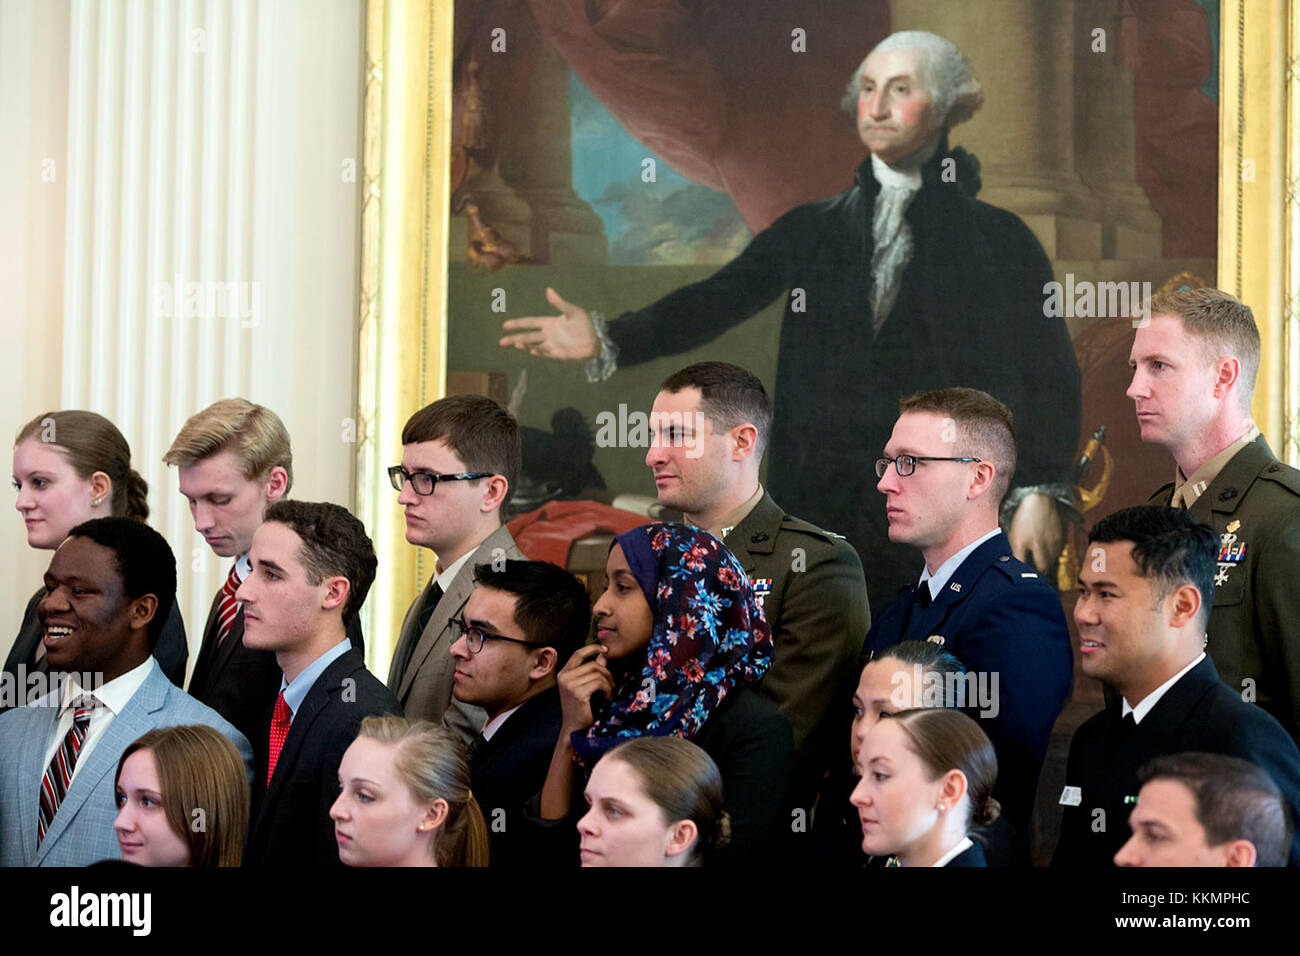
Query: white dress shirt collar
931,836,975,867
919,528,1002,601
1122,652,1207,724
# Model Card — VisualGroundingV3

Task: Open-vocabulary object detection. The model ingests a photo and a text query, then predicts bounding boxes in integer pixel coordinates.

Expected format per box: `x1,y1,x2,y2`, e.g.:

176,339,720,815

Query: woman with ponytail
8,410,188,695
331,716,489,867
851,708,1000,867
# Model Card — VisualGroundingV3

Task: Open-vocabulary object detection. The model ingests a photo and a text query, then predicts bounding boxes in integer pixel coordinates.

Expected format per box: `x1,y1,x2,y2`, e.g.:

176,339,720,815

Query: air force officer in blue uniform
860,388,1073,848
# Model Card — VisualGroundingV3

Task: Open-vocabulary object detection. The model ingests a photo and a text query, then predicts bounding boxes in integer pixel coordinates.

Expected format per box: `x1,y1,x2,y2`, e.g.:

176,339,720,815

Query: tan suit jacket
387,525,525,743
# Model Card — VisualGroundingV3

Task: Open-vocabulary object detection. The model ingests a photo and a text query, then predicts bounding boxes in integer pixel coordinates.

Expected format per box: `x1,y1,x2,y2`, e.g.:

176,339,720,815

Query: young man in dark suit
1053,506,1300,867
164,399,362,747
1129,287,1300,739
860,387,1073,850
386,395,525,743
448,559,590,866
647,362,870,821
239,501,400,868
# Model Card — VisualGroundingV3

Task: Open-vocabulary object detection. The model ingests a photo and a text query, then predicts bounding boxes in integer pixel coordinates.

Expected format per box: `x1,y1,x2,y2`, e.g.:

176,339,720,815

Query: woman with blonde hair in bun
577,736,730,867
331,716,489,867
851,708,1000,867
8,410,188,697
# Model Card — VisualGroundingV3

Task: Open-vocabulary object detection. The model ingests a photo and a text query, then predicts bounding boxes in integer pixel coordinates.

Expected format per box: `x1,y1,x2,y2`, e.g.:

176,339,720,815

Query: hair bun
712,811,732,853
974,794,1001,826
125,468,150,522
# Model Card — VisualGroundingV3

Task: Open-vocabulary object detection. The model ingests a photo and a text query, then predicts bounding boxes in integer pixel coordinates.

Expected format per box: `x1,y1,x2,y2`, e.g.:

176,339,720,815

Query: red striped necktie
216,562,243,645
38,694,101,843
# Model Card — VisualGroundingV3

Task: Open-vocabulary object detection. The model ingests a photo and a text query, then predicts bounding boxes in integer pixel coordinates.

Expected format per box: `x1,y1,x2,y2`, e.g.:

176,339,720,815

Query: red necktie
266,692,292,785
216,562,243,645
38,695,100,843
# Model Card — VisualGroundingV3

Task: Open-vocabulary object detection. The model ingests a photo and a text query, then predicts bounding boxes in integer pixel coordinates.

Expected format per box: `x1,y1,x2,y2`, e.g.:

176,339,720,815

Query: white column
52,0,364,677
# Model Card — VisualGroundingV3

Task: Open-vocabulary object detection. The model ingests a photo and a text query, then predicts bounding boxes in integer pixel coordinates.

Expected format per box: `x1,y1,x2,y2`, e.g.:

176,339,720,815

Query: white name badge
1059,785,1082,807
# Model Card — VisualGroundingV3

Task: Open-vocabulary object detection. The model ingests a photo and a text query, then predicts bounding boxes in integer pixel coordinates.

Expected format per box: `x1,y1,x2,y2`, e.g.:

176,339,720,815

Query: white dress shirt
42,657,156,786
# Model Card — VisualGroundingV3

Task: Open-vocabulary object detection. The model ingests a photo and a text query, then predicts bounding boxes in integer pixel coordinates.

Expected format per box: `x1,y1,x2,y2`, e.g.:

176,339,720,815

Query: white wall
0,0,364,678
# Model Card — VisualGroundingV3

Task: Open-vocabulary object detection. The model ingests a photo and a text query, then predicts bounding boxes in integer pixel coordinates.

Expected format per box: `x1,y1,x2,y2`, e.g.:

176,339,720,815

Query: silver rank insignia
1215,530,1247,586
750,577,772,608
927,635,946,646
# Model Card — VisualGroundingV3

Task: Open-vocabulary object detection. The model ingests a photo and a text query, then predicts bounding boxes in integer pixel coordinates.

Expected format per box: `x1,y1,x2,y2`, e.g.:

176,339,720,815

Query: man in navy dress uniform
860,388,1073,849
1053,505,1300,867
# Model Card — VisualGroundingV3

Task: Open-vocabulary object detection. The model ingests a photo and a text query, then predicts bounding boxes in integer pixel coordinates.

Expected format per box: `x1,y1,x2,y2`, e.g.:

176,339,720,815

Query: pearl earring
937,802,947,811
91,496,105,507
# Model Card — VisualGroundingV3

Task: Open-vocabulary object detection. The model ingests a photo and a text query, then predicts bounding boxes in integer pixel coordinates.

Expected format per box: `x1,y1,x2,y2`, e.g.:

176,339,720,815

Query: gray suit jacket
0,663,253,866
386,525,524,743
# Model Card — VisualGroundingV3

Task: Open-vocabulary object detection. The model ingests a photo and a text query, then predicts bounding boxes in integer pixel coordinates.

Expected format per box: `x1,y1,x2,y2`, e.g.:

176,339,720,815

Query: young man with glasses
447,560,590,866
861,387,1072,860
386,395,525,744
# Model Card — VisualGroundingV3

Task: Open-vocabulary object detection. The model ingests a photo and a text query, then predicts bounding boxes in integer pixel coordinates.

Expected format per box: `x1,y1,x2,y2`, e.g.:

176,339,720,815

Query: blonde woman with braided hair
331,716,489,866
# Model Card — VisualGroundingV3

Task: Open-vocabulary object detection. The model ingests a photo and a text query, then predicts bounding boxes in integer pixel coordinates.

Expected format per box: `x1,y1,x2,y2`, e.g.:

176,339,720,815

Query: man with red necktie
239,501,400,868
164,399,363,747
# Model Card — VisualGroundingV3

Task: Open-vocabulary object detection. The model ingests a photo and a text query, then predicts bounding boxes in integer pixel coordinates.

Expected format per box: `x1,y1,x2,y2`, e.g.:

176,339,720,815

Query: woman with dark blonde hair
578,736,731,867
8,410,188,693
851,707,1000,867
113,725,250,867
331,716,489,867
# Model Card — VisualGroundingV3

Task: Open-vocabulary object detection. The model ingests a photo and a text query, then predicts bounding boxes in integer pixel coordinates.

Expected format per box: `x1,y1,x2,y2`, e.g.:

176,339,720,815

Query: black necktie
466,732,487,765
415,581,445,637
394,581,445,681
913,583,933,609
1120,712,1138,737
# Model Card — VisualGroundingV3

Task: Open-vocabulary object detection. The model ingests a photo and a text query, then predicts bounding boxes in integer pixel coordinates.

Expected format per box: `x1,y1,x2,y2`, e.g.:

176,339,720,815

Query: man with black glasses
861,387,1073,860
386,395,526,743
448,559,590,866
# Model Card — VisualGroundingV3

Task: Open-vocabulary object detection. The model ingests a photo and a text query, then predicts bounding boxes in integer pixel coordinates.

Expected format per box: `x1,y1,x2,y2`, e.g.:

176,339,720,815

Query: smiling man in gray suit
0,517,252,867
386,395,526,744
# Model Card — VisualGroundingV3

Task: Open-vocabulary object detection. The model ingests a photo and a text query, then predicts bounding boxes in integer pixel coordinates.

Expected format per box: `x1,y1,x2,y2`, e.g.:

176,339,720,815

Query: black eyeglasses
874,455,982,478
450,616,548,654
388,465,492,496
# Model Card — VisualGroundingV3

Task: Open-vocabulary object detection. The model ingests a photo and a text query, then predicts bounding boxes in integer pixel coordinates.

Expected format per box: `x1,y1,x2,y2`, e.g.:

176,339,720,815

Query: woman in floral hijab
538,523,793,863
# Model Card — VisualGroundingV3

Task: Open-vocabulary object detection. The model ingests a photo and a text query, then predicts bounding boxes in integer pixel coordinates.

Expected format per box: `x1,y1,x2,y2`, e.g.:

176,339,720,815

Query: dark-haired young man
449,559,590,866
1115,752,1291,867
387,395,525,742
860,387,1073,852
1129,287,1300,738
240,501,400,868
648,362,870,818
0,518,252,866
164,398,363,747
1054,505,1300,867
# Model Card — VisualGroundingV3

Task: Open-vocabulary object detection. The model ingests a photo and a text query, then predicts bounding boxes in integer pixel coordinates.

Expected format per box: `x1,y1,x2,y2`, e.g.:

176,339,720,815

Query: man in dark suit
646,362,870,818
448,559,590,866
1129,287,1300,739
164,399,362,746
386,395,525,743
861,388,1073,847
501,30,1081,612
1053,506,1300,867
239,501,400,868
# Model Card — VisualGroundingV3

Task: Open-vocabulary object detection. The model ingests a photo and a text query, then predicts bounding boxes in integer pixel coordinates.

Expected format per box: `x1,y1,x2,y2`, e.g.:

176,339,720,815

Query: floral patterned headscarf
571,522,773,766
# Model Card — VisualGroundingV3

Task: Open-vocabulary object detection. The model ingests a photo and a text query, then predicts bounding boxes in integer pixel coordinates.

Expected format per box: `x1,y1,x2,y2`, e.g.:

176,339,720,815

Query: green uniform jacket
1149,435,1300,739
723,491,871,801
